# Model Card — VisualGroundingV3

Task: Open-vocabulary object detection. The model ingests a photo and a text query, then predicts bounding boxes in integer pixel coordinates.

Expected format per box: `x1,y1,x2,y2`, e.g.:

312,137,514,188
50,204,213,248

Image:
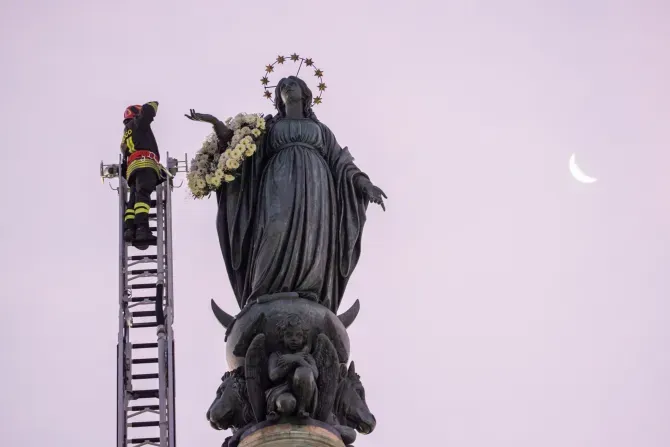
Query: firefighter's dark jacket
121,102,161,179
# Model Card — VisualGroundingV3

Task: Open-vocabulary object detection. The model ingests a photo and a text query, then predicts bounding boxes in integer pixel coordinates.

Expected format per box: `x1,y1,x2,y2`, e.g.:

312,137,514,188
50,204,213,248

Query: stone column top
238,421,346,447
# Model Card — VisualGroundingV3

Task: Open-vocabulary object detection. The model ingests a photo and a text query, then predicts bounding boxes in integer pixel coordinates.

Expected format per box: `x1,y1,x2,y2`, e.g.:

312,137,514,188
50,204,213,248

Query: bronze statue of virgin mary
186,75,386,314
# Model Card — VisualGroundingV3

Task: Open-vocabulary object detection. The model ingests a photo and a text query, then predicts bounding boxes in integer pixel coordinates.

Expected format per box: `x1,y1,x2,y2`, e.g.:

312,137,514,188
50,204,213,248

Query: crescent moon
569,153,597,184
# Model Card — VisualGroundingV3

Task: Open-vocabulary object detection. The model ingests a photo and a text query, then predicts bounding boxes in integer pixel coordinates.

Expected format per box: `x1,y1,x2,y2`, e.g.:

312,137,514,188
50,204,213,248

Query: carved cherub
244,313,340,424
266,314,318,418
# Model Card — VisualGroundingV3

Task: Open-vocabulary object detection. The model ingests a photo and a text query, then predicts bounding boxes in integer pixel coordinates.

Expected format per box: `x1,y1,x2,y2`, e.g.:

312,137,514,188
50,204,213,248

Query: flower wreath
186,113,265,199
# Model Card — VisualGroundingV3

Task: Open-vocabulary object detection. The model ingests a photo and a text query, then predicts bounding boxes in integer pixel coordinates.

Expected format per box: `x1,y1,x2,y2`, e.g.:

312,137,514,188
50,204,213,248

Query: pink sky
2,0,669,446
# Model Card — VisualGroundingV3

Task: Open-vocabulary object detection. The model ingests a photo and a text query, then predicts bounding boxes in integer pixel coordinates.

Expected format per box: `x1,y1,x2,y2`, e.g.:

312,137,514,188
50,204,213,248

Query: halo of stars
261,54,327,106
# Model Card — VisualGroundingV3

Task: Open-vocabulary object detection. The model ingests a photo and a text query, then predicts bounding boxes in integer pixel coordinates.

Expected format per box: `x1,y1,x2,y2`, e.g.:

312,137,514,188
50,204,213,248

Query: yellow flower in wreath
231,147,243,160
226,158,240,170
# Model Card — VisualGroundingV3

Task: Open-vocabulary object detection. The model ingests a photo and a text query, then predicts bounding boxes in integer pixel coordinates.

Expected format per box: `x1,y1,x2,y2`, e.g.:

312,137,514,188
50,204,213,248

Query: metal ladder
101,153,188,447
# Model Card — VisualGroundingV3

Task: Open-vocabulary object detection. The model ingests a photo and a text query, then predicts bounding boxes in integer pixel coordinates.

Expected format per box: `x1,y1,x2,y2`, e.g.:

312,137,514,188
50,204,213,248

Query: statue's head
274,76,315,119
276,313,310,352
206,367,252,430
335,362,377,435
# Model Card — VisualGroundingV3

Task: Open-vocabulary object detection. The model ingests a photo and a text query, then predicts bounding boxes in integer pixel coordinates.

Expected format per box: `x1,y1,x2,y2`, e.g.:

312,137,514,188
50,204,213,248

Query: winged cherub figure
244,313,340,423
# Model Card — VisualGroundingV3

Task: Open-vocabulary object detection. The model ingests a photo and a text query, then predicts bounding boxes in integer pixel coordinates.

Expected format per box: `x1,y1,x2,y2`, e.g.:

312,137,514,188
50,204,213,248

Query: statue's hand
358,180,387,211
185,109,219,125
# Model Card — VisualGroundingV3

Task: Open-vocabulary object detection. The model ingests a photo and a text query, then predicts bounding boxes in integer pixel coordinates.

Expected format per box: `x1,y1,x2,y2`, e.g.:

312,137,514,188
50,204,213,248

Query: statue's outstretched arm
213,119,234,143
320,123,387,211
184,109,233,145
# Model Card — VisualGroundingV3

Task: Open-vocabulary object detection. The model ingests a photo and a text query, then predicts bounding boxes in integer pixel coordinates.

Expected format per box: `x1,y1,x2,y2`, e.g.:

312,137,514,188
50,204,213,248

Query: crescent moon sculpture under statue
569,153,597,184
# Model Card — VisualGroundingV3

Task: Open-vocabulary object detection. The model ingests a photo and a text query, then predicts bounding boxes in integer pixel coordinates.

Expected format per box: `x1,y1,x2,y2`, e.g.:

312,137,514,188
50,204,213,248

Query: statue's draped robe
215,117,369,313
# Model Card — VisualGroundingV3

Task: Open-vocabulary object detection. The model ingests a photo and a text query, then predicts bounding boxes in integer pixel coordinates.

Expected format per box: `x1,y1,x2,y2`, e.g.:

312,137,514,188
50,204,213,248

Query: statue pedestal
238,422,345,447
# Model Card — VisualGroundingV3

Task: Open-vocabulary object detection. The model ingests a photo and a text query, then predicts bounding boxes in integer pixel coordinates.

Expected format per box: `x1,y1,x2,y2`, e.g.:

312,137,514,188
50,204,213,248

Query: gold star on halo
318,82,327,91
290,53,300,61
264,91,272,99
276,55,286,64
261,76,270,85
314,69,323,77
313,96,322,105
265,64,274,73
304,58,314,67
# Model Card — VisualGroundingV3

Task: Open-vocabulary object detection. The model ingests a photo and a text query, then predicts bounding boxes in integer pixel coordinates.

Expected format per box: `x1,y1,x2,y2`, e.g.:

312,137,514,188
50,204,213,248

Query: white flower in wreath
197,158,209,169
233,114,246,127
226,158,240,170
210,175,222,188
230,147,243,160
251,128,262,137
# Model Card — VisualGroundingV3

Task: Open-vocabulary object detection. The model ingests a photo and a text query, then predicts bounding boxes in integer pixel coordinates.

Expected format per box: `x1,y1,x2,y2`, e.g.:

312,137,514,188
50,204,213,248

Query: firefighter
120,101,162,249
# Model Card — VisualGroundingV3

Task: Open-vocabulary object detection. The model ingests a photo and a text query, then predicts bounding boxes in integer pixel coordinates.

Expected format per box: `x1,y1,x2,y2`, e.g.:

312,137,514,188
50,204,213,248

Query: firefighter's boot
123,223,135,243
134,223,156,250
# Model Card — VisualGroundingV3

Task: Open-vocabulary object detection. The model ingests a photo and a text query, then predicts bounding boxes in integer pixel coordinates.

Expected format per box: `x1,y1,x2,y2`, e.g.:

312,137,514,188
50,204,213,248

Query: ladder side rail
156,183,166,294
117,154,129,447
157,324,169,445
155,184,169,447
164,156,177,447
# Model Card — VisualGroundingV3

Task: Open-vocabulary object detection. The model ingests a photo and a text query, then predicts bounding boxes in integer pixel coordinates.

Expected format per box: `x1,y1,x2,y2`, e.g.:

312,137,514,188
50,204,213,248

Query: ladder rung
128,421,160,428
130,284,156,290
132,358,158,364
132,311,156,318
129,297,157,303
130,389,159,399
129,438,160,443
129,255,158,261
132,373,160,380
130,240,157,248
132,322,158,328
132,343,158,349
129,269,158,275
128,404,159,411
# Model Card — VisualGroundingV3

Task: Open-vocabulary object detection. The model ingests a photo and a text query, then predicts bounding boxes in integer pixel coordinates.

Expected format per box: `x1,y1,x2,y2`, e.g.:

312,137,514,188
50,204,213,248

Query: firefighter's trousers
124,167,158,230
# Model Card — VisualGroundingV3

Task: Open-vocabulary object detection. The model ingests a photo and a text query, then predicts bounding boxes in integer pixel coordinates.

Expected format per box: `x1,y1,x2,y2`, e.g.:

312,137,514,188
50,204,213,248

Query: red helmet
123,104,142,120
